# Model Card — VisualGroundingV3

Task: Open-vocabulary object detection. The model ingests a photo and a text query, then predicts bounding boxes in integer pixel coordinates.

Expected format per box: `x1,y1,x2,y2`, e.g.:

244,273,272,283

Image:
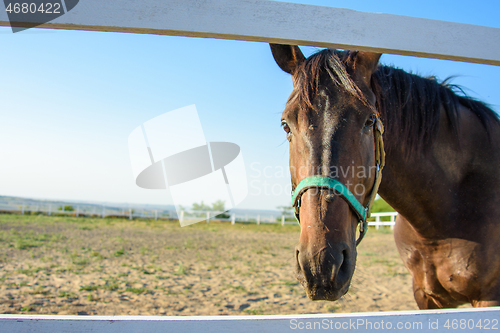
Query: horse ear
350,51,382,86
270,44,306,74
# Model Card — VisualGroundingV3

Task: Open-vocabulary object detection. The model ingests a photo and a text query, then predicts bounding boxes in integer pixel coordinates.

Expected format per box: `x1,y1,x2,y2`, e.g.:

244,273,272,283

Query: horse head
271,44,383,301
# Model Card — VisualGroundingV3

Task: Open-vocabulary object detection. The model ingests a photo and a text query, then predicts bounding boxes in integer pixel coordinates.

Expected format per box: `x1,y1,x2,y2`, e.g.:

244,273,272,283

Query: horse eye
281,121,290,133
365,114,377,128
281,121,292,141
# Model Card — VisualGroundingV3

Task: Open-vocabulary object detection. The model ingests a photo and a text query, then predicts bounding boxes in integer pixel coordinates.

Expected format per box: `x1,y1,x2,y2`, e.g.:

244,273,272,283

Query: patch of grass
114,248,125,257
174,263,187,275
70,253,90,266
30,286,49,295
124,287,149,294
91,251,104,260
280,280,299,286
230,285,247,293
243,308,263,315
103,282,119,291
58,291,76,298
17,266,44,276
115,236,126,243
80,285,100,291
78,225,93,231
14,239,39,250
371,227,393,234
325,304,342,311
183,238,196,250
73,258,90,266
8,230,67,250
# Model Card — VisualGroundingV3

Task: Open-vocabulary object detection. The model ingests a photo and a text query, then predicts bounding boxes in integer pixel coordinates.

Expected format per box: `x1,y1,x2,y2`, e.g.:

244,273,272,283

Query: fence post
391,213,396,230
257,215,260,225
281,215,285,226
376,215,380,230
155,210,158,221
231,213,235,225
206,211,210,223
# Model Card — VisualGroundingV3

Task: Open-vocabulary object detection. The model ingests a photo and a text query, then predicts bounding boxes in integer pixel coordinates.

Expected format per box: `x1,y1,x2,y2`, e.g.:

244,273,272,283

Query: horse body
270,44,500,308
381,102,500,308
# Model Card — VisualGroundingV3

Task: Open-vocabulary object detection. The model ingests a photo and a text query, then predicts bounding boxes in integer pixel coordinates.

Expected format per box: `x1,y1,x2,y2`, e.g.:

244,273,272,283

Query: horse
270,44,500,308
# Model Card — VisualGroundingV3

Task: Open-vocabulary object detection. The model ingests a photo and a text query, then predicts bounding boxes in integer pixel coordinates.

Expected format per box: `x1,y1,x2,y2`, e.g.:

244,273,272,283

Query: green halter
291,119,385,246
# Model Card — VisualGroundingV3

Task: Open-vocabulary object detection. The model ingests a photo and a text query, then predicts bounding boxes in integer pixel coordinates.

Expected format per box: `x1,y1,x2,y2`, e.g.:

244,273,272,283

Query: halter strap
292,177,367,221
291,118,385,246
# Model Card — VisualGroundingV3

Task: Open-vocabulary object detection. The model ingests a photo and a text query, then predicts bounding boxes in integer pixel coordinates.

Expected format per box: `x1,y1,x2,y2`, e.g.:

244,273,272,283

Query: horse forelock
291,49,370,115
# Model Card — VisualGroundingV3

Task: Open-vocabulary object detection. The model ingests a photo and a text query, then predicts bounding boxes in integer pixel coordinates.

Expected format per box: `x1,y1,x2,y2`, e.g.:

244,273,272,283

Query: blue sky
0,0,499,210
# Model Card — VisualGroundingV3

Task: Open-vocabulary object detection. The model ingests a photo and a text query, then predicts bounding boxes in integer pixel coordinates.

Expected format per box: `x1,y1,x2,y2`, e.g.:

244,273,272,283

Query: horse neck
377,103,500,238
376,140,452,237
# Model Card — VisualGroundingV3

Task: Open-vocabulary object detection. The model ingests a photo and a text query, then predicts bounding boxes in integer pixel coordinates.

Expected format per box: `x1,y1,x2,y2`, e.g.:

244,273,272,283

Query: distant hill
0,195,282,217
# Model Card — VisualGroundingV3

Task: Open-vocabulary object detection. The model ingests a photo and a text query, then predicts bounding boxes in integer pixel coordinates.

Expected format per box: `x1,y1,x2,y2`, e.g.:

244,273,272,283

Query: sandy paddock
0,214,419,316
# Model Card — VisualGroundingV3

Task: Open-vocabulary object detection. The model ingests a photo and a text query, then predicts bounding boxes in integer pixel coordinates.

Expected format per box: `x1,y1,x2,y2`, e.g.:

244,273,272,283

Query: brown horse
270,44,500,308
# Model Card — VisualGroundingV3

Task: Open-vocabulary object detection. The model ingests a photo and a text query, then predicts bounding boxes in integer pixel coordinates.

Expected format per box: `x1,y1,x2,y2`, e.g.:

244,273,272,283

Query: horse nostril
295,247,301,265
339,249,349,275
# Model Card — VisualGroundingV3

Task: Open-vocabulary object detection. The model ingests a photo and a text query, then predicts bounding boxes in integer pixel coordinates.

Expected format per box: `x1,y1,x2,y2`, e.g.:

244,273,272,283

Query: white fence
1,307,500,332
1,0,499,65
369,212,398,229
0,201,398,228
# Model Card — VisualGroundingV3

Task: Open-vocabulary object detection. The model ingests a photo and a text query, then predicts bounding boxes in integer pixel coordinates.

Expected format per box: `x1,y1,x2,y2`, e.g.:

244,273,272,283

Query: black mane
372,66,500,155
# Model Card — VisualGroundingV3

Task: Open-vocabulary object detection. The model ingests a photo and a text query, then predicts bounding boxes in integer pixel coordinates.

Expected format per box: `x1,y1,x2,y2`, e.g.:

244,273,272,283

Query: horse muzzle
295,242,355,301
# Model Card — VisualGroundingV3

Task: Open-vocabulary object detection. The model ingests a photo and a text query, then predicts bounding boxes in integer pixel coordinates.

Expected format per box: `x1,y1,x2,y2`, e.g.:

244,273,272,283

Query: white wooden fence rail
0,0,499,65
1,307,500,332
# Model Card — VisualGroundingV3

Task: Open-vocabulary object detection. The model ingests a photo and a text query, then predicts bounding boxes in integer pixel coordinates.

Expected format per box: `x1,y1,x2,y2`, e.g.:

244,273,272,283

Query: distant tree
211,200,225,212
277,205,293,216
58,205,74,211
277,205,294,222
192,201,211,211
370,197,396,213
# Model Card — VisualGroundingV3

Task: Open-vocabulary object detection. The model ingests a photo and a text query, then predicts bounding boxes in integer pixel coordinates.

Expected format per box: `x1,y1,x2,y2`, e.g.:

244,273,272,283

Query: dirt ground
0,214,418,316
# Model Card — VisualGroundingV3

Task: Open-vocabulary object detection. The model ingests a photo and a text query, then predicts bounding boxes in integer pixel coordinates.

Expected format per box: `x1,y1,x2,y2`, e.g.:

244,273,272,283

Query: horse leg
412,279,460,309
413,279,442,309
